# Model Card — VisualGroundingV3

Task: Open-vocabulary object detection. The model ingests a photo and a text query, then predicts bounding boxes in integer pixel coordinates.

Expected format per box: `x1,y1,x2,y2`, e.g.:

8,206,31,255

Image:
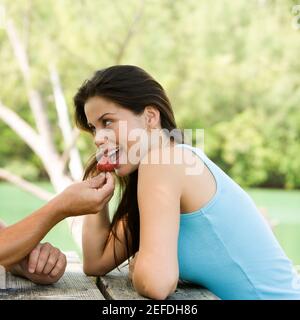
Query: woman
0,173,114,284
74,65,300,300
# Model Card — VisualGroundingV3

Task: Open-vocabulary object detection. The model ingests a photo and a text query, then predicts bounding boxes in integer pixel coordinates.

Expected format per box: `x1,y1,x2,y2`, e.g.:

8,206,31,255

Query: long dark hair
74,65,183,270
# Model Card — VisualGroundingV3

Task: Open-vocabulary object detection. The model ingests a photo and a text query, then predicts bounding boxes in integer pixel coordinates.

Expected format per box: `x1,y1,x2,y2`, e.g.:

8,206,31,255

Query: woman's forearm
82,205,111,271
0,197,65,267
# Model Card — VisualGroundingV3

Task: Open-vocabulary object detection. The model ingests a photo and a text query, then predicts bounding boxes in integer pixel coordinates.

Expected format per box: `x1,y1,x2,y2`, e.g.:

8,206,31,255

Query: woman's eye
103,119,112,127
89,126,96,134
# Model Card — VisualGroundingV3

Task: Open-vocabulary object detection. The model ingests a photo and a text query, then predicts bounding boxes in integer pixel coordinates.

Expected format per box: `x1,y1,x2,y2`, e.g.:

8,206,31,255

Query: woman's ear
144,106,160,129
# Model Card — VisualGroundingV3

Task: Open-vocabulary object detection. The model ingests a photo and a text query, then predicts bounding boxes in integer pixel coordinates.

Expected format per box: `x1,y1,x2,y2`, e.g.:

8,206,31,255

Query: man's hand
8,242,67,285
54,172,115,218
0,174,114,270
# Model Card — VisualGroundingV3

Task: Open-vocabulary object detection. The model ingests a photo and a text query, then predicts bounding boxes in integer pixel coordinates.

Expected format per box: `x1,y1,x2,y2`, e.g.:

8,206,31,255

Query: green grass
247,188,300,266
0,183,300,265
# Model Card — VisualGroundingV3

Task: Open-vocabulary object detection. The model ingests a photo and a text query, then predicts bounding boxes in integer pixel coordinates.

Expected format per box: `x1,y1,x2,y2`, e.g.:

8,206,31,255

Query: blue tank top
176,143,300,300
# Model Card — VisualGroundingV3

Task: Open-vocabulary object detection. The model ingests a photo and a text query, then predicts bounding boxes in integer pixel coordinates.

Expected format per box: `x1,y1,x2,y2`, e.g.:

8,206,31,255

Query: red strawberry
97,155,118,172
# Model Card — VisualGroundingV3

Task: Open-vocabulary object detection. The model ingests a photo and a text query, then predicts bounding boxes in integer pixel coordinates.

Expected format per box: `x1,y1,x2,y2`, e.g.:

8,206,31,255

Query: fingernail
28,268,34,273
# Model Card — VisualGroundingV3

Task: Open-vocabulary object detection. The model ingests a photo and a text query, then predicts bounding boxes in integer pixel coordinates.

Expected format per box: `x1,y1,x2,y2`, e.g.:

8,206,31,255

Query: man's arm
0,172,114,268
0,199,65,267
1,219,67,284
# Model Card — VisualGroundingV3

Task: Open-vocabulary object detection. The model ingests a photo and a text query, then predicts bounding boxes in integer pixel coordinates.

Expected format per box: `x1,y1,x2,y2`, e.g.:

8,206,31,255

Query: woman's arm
0,173,113,268
82,214,134,276
82,203,111,274
82,169,135,276
132,147,185,300
82,172,114,275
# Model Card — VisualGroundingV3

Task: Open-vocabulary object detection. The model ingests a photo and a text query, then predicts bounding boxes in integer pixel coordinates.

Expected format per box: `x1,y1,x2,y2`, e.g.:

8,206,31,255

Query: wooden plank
97,262,219,300
0,265,5,289
0,251,104,300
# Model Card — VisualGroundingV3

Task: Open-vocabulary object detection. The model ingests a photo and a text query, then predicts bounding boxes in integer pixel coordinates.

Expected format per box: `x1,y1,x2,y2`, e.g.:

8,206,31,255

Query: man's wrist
6,262,24,276
47,194,69,221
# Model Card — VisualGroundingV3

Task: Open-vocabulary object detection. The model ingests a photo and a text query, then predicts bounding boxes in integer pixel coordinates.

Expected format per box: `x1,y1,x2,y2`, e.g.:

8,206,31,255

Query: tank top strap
174,143,225,193
174,143,214,171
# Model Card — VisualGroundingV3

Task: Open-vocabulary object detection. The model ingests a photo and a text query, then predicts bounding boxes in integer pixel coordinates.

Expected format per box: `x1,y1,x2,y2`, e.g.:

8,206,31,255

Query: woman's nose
94,135,108,149
94,129,115,149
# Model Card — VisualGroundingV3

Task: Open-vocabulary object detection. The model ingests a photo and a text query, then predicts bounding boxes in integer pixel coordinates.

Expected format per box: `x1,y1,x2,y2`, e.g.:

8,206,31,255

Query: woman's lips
96,146,119,160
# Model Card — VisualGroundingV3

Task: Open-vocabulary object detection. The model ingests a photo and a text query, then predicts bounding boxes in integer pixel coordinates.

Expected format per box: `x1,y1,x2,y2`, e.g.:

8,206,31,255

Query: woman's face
84,96,157,176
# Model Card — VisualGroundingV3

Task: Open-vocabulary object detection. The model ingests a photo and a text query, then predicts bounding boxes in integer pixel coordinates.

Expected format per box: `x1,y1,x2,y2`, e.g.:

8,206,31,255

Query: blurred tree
0,0,299,199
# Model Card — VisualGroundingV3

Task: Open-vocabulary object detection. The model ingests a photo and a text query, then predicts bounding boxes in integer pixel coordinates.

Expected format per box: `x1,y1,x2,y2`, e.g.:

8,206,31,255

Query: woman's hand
9,242,67,285
129,251,139,281
54,172,115,218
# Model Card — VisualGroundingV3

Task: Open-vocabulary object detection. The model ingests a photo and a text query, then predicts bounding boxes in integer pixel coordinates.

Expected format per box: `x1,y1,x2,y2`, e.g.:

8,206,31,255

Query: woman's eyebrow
87,112,116,126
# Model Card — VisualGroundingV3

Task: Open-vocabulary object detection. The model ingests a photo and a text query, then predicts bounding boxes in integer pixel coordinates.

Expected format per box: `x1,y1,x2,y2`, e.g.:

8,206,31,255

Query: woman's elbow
83,265,97,276
146,285,176,300
133,269,178,300
83,262,107,277
140,280,177,300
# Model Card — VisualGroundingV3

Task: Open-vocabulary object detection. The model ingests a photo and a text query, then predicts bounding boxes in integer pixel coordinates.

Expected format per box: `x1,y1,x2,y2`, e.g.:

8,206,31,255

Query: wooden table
0,252,104,300
0,252,219,300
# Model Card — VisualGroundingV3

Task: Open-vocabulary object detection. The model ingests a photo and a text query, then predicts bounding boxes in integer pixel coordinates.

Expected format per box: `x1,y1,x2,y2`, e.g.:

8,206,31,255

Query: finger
104,172,115,188
99,193,114,210
42,248,60,275
102,188,115,203
98,172,115,197
87,173,106,189
35,243,52,274
50,253,67,278
28,243,42,273
88,189,114,215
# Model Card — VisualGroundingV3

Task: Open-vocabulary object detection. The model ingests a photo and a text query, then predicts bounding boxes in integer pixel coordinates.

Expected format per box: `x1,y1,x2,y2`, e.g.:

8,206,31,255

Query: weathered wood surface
0,251,219,300
97,262,219,300
0,252,104,300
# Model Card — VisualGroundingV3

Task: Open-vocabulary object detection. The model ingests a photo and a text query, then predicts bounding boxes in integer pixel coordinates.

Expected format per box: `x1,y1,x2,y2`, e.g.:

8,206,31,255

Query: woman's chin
114,163,138,177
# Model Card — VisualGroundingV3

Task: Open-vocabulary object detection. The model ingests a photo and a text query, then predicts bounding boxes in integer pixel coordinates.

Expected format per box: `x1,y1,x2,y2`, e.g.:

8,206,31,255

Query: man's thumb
87,173,106,188
97,172,115,197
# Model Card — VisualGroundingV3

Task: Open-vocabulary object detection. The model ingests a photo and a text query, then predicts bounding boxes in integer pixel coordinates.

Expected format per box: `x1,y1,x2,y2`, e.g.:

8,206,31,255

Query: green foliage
206,109,269,187
0,0,299,188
